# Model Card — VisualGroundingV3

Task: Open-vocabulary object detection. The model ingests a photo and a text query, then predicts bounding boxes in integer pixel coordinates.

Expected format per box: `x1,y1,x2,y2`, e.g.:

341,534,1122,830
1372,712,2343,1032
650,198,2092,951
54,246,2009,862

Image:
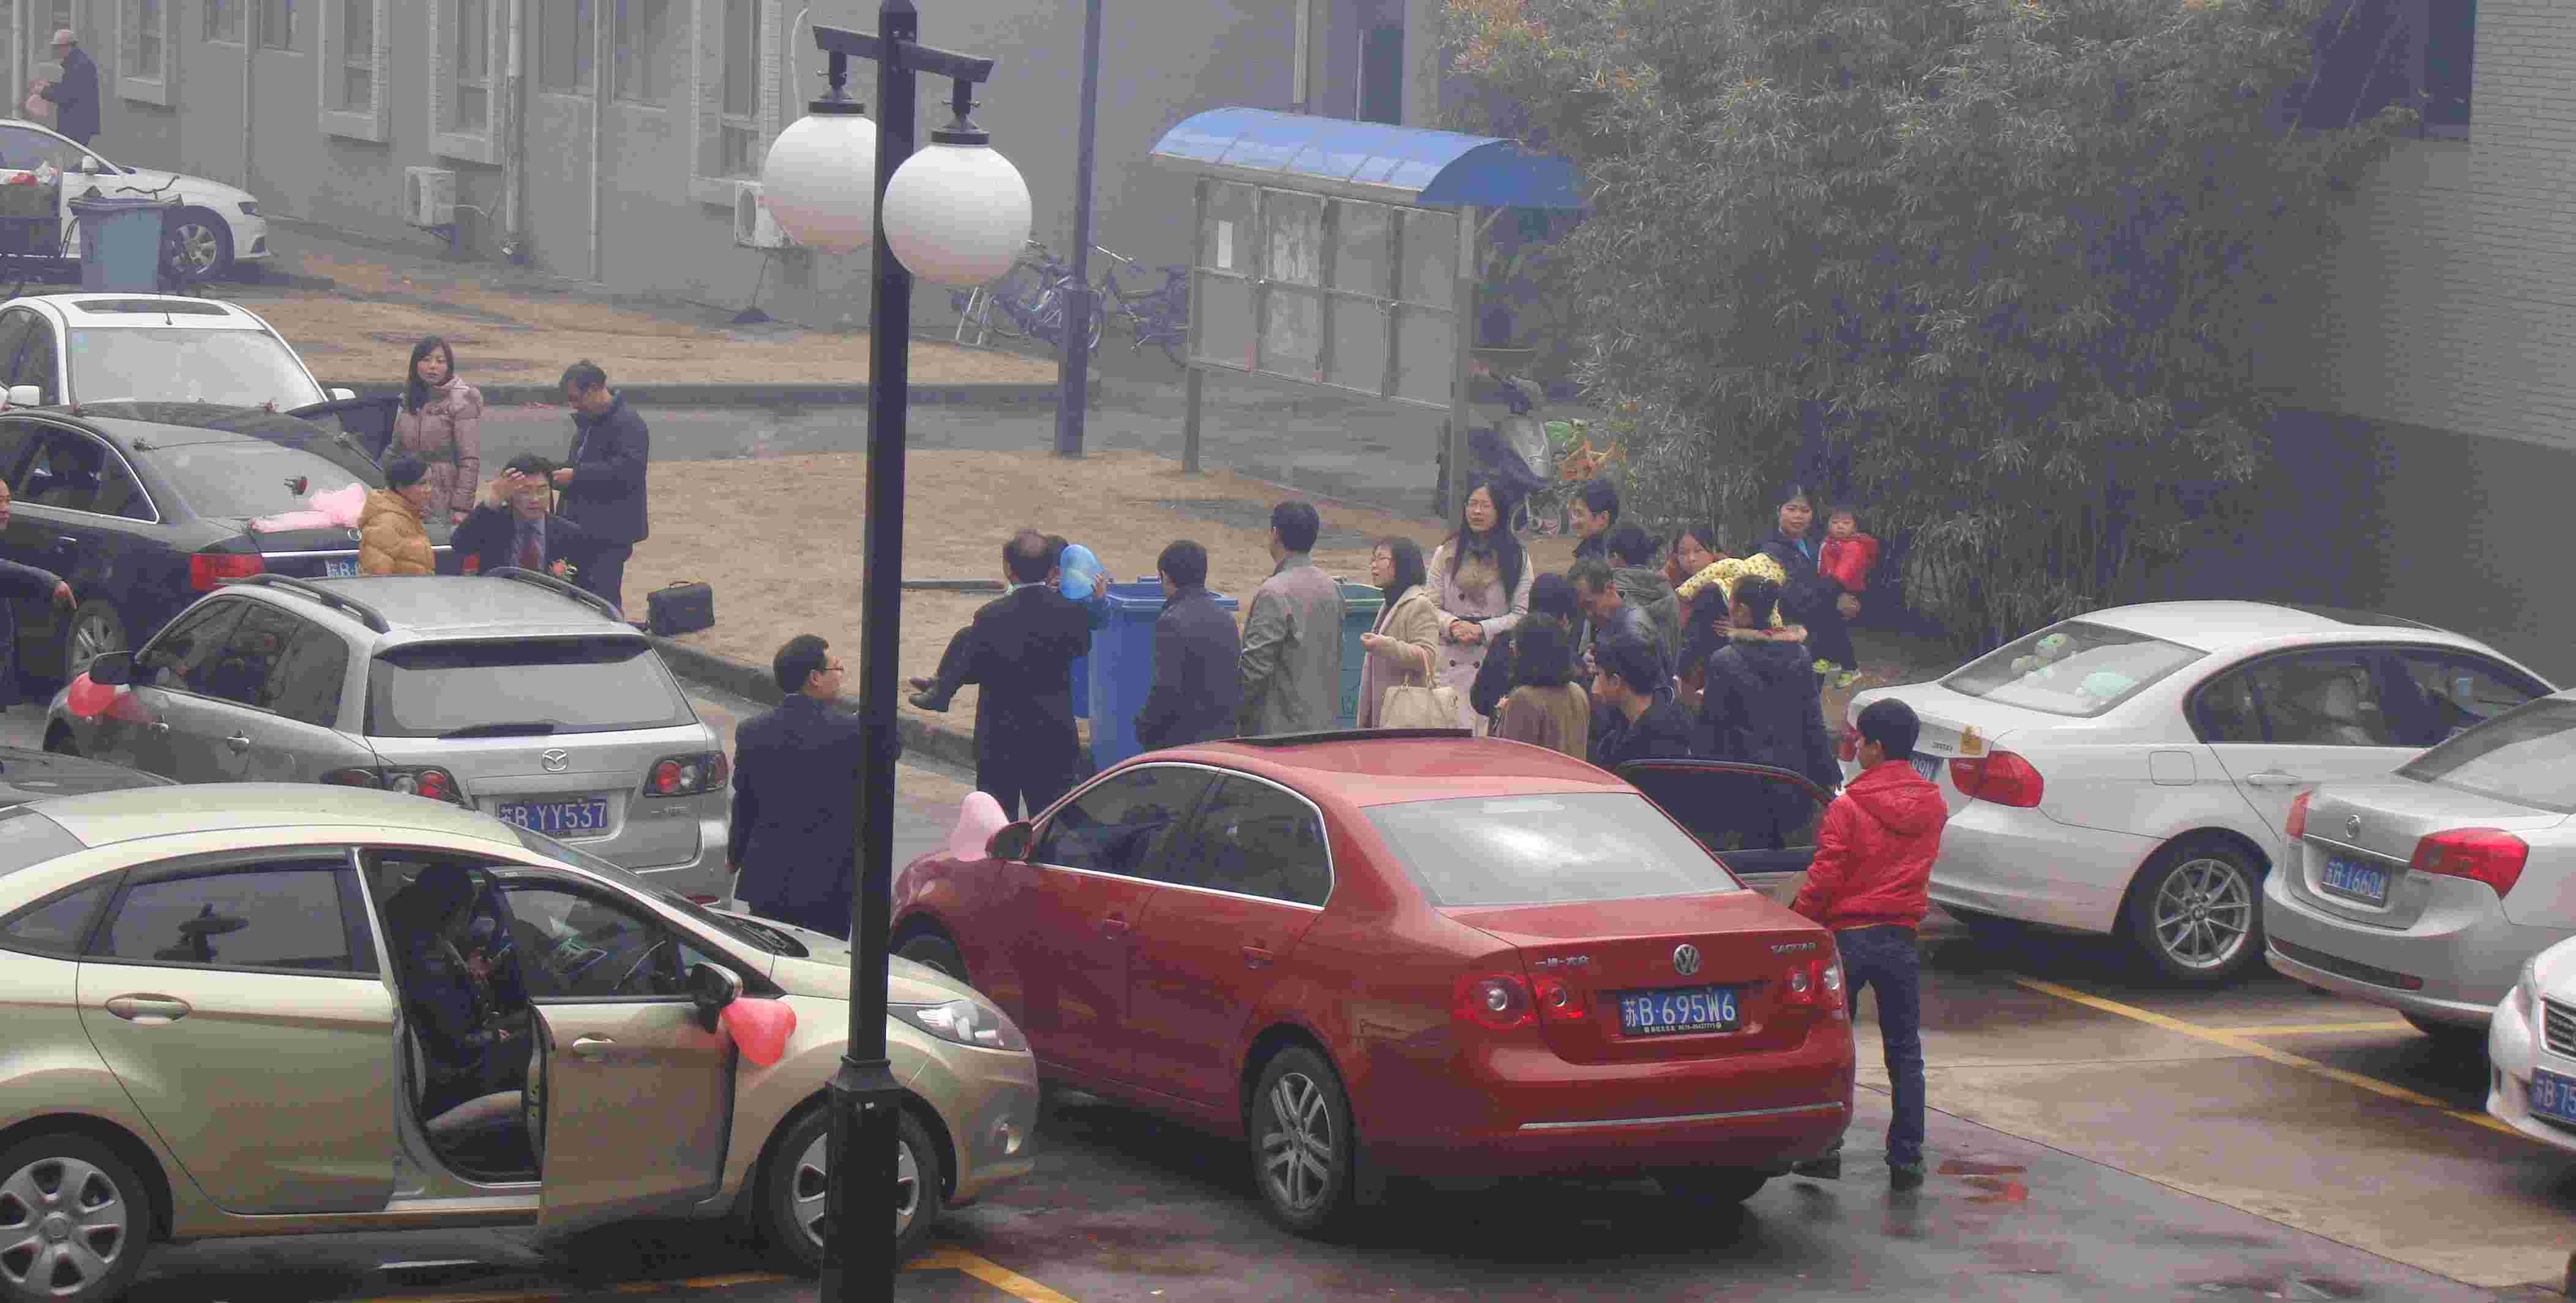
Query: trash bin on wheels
1087,581,1238,773
70,194,177,293
1333,578,1384,728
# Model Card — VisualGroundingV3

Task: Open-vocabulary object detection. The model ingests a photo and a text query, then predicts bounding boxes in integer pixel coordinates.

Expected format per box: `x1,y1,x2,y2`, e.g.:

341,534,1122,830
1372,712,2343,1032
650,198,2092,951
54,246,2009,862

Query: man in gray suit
1237,500,1344,737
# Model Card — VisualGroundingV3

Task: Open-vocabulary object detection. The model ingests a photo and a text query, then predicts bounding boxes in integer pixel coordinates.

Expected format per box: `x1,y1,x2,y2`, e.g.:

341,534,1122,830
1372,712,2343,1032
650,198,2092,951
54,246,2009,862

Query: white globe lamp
759,102,878,254
882,118,1030,288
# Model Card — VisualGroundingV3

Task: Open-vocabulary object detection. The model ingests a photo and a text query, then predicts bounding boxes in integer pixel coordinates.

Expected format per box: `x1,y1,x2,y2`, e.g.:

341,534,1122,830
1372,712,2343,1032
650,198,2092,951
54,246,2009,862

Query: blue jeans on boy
1837,923,1925,1168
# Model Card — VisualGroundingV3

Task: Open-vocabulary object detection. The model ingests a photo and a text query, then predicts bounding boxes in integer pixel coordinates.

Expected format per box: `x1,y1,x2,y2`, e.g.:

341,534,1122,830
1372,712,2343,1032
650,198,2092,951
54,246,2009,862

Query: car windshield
366,636,698,738
145,439,384,519
67,326,326,409
1363,792,1743,908
0,806,84,880
2398,698,2576,815
506,824,799,956
1941,620,2205,719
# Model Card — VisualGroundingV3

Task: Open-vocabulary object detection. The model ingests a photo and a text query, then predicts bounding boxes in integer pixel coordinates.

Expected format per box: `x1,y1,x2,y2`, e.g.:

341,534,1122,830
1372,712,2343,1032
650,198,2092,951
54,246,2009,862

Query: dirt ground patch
629,449,1576,742
251,252,1055,387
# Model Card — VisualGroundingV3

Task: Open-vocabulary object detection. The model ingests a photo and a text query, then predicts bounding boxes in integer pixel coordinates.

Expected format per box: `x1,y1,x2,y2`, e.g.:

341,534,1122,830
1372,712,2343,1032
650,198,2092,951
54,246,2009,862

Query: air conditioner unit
732,181,792,250
403,167,457,230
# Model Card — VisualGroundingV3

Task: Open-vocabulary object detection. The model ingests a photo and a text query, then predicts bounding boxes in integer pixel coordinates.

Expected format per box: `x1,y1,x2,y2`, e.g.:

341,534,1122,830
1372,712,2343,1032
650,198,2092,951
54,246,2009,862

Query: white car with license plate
2490,934,2576,1151
2266,694,2576,1042
1840,603,2552,983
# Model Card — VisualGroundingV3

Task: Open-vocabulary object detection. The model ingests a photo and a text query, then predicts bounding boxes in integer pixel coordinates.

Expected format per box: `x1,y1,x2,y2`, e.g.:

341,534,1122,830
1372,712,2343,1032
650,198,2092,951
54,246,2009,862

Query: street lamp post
759,8,1029,1301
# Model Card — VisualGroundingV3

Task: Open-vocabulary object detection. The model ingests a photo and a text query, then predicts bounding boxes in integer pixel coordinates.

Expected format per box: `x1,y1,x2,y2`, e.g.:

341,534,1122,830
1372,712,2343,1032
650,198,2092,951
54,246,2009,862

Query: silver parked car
2264,691,2576,1045
0,784,1036,1301
42,571,733,901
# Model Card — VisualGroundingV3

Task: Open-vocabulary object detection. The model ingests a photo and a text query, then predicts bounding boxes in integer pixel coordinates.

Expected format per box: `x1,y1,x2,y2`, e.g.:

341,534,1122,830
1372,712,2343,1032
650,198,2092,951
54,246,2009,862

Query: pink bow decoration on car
719,999,796,1067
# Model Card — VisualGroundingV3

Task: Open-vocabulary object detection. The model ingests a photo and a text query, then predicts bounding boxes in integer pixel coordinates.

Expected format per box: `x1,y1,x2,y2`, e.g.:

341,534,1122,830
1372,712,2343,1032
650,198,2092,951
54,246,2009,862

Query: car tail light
1816,958,1845,1013
1452,972,1535,1031
321,768,379,787
2409,827,2528,899
648,751,728,797
190,551,264,591
1952,751,2043,808
326,766,467,805
1530,974,1588,1023
2285,791,2311,841
1781,964,1814,1007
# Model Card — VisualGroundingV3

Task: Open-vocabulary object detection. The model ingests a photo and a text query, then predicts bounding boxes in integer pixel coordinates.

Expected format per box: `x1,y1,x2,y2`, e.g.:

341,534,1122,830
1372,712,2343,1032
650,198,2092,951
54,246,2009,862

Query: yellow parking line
2200,1021,2417,1035
919,1248,1084,1302
2012,976,2519,1138
347,1252,1074,1302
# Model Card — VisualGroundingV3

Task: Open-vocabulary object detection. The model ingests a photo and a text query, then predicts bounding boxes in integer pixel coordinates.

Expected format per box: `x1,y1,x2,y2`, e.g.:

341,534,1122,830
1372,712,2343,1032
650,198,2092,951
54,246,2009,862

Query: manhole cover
1155,497,1372,551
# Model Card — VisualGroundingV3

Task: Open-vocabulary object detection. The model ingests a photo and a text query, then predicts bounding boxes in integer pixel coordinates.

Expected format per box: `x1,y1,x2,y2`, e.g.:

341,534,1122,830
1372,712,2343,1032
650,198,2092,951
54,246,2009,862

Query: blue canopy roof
1149,108,1581,211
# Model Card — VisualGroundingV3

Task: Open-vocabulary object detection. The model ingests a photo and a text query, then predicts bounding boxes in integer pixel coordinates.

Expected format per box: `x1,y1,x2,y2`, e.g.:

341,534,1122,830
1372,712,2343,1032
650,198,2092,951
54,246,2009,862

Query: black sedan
0,401,452,685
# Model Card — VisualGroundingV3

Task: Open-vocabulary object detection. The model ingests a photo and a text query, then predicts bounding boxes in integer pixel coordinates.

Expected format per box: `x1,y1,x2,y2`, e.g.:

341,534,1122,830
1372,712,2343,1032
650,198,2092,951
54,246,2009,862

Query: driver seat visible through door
381,864,536,1176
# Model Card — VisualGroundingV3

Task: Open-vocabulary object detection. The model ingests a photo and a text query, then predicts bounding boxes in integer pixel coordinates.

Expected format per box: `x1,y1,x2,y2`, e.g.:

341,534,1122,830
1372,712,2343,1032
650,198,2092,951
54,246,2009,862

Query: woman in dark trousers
1759,487,1857,675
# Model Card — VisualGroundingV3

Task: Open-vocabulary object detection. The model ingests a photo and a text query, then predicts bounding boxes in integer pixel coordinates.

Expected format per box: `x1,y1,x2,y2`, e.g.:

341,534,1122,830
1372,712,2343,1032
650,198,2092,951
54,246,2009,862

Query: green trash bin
1335,578,1383,728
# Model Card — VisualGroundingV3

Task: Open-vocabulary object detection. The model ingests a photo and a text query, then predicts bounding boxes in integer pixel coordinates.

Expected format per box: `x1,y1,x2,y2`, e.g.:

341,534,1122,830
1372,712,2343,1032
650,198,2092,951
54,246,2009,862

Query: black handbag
646,581,715,636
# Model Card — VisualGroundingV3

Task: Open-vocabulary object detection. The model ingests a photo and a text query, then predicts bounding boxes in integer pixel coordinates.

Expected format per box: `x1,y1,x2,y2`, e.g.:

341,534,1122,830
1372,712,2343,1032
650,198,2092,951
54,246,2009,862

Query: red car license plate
1617,985,1739,1037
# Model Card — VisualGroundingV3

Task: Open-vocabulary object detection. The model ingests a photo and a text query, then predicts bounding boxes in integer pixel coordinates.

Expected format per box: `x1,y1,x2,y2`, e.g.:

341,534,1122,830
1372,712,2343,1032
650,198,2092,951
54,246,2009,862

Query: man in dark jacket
1568,478,1618,566
552,361,648,617
1133,539,1238,750
41,31,99,147
1590,630,1694,768
0,479,73,710
1572,557,1661,756
910,530,1094,818
1606,524,1682,667
450,454,595,579
729,635,865,937
1697,574,1842,793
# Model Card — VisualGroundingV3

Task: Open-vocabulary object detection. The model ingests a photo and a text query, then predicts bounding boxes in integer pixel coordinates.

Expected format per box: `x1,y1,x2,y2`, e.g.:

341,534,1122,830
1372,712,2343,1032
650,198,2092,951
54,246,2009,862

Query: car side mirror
686,961,743,1033
328,387,356,402
84,650,133,686
4,384,39,408
987,820,1035,862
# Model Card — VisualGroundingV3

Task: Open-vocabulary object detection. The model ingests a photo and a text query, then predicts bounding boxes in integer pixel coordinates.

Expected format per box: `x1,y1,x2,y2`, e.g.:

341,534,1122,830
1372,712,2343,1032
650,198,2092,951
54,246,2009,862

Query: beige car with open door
0,784,1038,1301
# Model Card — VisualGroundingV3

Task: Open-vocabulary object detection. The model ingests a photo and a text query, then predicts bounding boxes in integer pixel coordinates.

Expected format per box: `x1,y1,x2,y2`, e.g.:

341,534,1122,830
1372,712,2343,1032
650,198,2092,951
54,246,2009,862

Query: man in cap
39,30,99,148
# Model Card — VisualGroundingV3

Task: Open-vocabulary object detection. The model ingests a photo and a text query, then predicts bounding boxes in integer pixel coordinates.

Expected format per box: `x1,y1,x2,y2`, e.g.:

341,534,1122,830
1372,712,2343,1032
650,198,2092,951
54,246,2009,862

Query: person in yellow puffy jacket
359,457,438,576
1677,552,1788,626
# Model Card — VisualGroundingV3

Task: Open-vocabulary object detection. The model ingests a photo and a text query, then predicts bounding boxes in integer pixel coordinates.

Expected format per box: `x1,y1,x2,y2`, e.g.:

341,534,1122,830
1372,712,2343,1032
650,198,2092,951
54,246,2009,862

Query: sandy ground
252,252,1055,386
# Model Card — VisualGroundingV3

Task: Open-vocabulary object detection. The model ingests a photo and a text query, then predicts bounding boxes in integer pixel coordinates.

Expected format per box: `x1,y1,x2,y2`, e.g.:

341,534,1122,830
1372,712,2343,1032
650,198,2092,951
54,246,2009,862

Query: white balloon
883,143,1032,287
760,111,878,253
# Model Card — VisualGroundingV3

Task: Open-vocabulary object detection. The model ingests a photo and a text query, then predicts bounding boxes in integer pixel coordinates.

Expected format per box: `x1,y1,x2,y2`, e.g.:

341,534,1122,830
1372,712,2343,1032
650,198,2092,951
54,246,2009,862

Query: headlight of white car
2514,956,2543,1027
893,998,1028,1051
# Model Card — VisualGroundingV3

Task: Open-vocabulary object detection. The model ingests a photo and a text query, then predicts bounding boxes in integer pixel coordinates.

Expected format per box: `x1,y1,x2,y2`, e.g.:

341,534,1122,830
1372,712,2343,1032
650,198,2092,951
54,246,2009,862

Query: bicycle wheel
987,265,1041,339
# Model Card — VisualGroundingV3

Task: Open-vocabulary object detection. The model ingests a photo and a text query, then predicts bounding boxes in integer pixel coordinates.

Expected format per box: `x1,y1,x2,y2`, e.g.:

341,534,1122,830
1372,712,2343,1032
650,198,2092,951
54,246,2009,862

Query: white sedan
0,118,268,279
1843,602,2552,983
2490,935,2576,1152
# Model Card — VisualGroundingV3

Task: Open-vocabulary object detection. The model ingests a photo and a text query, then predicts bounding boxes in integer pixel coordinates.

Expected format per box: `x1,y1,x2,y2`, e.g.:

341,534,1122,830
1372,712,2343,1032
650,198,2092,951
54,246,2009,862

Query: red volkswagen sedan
889,730,1854,1234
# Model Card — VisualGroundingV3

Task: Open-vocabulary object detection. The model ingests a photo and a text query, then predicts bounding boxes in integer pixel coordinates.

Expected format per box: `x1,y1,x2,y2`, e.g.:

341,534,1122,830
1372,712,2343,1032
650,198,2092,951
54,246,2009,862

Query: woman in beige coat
1491,615,1590,761
1356,536,1442,727
389,336,483,525
1430,477,1535,732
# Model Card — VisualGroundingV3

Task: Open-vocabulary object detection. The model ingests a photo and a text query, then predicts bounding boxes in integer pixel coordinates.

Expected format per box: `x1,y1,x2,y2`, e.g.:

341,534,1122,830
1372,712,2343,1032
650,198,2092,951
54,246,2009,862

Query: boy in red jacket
1789,697,1946,1190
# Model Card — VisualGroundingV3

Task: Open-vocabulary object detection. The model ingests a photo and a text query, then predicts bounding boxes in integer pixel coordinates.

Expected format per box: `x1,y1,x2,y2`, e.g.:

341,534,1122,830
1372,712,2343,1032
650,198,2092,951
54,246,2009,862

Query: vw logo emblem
2345,814,2361,839
541,749,571,773
1672,944,1702,977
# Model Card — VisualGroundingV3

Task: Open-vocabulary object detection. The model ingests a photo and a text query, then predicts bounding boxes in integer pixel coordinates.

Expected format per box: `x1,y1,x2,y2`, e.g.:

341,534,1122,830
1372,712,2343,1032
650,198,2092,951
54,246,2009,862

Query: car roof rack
218,573,392,633
1229,728,1474,747
485,566,624,623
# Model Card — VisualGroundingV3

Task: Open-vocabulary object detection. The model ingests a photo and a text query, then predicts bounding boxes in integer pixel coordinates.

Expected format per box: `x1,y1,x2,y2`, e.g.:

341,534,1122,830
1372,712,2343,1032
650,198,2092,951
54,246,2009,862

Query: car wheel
1658,1167,1772,1206
2403,1012,2489,1058
168,209,233,282
2123,839,2266,986
758,1103,943,1275
1248,1046,1356,1237
0,1132,154,1302
62,601,122,679
894,931,967,985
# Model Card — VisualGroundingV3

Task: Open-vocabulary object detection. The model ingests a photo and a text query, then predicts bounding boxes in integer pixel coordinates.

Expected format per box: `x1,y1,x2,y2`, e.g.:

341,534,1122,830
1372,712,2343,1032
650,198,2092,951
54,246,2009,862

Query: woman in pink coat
389,336,483,525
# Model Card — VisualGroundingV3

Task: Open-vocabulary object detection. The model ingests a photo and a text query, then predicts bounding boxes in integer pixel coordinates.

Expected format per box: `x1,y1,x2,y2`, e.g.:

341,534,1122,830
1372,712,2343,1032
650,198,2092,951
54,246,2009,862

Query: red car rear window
1363,792,1740,908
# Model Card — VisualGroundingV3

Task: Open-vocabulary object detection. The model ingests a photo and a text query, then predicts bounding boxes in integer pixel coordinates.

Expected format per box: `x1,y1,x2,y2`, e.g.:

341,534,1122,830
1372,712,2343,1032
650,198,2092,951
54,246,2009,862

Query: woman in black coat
1469,572,1581,721
1758,487,1857,675
1696,574,1842,794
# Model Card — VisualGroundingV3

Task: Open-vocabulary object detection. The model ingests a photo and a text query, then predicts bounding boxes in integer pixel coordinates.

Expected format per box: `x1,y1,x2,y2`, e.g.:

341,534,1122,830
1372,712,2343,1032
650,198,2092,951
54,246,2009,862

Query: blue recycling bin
1334,578,1384,727
1088,581,1238,772
70,195,172,293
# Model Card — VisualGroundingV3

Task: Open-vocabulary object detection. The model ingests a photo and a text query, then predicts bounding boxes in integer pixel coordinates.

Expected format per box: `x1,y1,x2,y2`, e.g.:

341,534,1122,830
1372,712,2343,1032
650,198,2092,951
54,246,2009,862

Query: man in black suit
1133,539,1238,751
908,529,1094,819
728,636,864,938
551,361,648,617
450,454,595,580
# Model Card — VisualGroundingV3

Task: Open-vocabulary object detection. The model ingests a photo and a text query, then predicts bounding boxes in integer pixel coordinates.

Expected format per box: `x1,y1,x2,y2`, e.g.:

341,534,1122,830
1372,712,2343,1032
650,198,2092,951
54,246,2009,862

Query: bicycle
949,239,1101,355
1092,245,1190,367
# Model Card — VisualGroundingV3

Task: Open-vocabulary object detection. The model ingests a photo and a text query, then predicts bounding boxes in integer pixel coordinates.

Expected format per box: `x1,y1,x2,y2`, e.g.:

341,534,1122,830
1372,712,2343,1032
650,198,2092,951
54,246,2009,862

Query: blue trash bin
1088,581,1238,772
1334,578,1385,728
70,195,172,294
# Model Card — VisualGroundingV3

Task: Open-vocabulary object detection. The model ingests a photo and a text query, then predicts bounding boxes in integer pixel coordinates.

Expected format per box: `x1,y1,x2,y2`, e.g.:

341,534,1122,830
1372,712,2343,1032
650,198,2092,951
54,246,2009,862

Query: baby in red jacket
1818,506,1879,604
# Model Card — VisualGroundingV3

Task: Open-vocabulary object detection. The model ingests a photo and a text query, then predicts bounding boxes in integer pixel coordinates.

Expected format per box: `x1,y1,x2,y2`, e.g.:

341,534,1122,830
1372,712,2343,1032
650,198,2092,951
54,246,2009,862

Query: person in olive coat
1133,539,1240,750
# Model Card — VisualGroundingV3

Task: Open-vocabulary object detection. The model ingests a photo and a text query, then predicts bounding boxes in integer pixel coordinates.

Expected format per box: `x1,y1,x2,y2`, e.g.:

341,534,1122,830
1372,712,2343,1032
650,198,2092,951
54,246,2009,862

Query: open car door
1616,759,1833,906
288,396,402,465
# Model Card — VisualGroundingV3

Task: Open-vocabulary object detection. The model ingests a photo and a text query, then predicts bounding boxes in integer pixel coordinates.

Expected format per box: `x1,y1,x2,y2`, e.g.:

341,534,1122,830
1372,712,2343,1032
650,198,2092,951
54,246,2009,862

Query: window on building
541,0,595,94
2292,0,2474,137
452,0,490,130
717,0,758,175
207,0,243,43
259,0,297,50
127,0,165,80
1358,23,1402,126
338,0,373,108
612,0,667,103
